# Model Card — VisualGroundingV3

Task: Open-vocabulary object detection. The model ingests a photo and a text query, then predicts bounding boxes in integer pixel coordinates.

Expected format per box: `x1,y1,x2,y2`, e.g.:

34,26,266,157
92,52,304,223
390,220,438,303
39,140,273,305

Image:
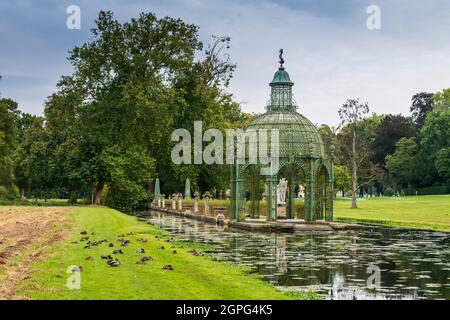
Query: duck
113,249,124,255
80,237,89,242
108,243,114,247
172,250,177,254
136,248,145,254
141,256,153,261
162,265,174,271
85,256,94,261
80,231,88,235
120,240,130,247
101,255,113,260
107,259,121,267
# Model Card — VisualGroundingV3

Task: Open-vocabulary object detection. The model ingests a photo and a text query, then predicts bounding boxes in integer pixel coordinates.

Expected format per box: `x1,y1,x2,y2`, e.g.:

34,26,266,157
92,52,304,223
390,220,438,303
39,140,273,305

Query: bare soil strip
0,206,73,299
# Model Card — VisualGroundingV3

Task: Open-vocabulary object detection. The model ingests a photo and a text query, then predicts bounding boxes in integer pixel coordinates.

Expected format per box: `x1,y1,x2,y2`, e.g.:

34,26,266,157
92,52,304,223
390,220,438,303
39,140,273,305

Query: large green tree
411,92,434,129
371,114,416,167
417,89,450,186
36,11,241,207
385,137,418,190
0,98,20,198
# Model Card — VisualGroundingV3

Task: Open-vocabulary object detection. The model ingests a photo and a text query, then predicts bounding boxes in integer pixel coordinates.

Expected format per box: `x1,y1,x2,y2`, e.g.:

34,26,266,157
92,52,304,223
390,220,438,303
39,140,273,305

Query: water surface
139,210,449,300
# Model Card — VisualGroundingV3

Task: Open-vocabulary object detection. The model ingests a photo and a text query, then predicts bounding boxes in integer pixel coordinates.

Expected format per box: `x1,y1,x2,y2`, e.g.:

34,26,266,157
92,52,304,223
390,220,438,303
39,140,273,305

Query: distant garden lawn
334,195,450,232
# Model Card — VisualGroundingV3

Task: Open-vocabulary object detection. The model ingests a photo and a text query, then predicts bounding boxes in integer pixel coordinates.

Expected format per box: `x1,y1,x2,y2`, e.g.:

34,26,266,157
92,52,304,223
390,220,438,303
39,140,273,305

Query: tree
371,114,416,167
436,148,450,182
0,98,20,198
385,137,418,190
14,117,55,200
338,99,370,208
432,88,450,110
418,93,450,186
411,92,434,129
334,165,351,196
46,11,204,205
38,11,241,206
318,124,338,157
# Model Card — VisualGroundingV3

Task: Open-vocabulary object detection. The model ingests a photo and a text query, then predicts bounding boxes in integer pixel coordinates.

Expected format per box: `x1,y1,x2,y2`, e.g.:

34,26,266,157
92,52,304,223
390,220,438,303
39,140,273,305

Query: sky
0,0,449,126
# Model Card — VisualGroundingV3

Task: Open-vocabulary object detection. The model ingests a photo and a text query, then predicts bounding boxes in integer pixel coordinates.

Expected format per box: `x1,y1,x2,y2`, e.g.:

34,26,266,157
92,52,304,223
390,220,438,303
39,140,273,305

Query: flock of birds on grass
70,230,205,272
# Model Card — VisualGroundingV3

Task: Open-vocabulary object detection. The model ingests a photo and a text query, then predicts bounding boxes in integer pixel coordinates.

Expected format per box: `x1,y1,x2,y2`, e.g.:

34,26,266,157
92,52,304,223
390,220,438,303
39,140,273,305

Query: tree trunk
20,188,25,200
351,128,358,209
93,181,104,205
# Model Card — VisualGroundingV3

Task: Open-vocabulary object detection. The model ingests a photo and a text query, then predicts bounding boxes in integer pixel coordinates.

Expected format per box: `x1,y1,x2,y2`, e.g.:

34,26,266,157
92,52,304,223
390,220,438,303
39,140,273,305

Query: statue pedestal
277,204,287,219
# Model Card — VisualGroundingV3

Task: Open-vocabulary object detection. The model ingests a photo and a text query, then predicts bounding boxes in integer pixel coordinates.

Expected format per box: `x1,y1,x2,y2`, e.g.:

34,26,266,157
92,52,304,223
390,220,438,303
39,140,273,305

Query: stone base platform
149,206,364,233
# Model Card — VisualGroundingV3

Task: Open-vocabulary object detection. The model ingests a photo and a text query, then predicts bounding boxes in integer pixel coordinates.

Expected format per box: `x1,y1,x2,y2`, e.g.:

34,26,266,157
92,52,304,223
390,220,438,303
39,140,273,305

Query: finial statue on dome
279,48,285,70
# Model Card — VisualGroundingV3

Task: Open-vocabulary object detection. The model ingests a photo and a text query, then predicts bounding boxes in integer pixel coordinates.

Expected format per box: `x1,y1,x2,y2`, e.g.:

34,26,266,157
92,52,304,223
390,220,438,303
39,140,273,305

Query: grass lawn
15,206,313,300
334,195,450,232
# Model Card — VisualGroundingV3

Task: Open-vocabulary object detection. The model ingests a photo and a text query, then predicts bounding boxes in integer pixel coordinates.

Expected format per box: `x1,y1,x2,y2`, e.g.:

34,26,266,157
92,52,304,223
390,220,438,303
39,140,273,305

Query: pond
137,210,449,300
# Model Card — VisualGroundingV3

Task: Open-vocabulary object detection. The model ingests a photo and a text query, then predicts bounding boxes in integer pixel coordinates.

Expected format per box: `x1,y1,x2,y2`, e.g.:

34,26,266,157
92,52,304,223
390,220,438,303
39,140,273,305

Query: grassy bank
16,206,313,300
334,195,450,232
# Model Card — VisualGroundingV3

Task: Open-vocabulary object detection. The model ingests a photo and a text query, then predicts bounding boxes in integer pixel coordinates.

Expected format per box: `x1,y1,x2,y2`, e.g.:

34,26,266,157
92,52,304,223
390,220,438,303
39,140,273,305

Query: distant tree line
320,90,449,207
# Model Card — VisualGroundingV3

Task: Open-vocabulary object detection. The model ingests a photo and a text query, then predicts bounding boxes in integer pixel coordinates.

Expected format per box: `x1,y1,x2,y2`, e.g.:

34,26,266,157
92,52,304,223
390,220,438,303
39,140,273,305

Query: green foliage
385,137,418,187
103,147,156,209
384,187,395,197
436,148,450,180
371,114,416,167
318,124,338,156
333,165,351,194
417,96,450,185
410,92,434,129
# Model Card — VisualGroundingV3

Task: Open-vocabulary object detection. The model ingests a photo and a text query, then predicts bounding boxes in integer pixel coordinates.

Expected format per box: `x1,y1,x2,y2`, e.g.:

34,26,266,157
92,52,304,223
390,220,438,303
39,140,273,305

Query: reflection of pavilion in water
276,235,288,274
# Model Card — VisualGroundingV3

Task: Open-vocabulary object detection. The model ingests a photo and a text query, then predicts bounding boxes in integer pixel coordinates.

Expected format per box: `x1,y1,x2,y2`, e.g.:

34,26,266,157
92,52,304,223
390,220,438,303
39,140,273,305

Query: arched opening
277,163,306,219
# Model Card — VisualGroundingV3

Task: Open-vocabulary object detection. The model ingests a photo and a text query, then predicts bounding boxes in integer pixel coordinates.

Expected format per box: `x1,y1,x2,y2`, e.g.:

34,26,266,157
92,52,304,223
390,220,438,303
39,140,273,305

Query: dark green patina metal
230,50,334,222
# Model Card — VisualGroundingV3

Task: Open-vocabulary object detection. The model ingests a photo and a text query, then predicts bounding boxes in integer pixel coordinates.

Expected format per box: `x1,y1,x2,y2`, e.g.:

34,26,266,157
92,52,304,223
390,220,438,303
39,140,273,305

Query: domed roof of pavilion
246,51,326,159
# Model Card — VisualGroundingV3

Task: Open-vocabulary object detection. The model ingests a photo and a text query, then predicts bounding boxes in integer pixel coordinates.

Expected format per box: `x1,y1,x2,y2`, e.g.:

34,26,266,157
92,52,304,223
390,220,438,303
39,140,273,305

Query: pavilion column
250,172,260,218
288,182,296,219
326,164,334,221
230,164,235,220
233,164,246,222
266,175,277,221
305,159,315,222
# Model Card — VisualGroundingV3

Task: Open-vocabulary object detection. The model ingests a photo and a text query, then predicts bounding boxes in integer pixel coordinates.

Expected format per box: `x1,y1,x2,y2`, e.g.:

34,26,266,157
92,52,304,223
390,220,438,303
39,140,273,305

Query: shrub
384,187,395,197
0,186,9,199
0,185,17,200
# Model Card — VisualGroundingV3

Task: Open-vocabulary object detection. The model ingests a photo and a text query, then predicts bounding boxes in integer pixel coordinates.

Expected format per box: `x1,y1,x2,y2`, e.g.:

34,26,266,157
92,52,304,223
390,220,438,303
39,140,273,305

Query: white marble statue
277,178,288,204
